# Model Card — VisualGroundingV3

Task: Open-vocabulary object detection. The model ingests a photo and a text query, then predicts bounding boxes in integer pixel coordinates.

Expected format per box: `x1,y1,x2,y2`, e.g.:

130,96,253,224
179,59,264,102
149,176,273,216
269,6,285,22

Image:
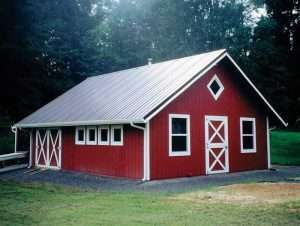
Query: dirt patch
172,183,300,204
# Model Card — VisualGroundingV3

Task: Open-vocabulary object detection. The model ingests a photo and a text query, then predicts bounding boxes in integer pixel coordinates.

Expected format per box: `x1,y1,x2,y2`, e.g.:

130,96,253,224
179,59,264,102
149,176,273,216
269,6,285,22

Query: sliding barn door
35,129,62,169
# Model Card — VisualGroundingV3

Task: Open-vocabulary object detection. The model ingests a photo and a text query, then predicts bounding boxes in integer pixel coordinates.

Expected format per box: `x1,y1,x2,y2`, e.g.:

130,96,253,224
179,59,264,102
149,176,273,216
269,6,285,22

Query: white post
28,130,33,168
14,128,18,153
266,117,271,169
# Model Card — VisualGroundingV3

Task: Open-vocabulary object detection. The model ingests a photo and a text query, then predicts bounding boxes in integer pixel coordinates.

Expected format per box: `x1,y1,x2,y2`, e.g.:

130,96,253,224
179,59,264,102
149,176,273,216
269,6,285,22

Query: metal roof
15,49,287,128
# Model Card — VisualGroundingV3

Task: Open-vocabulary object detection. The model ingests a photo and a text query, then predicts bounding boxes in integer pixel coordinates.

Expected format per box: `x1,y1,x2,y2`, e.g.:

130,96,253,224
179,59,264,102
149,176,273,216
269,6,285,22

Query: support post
266,117,271,169
14,128,18,153
28,130,33,168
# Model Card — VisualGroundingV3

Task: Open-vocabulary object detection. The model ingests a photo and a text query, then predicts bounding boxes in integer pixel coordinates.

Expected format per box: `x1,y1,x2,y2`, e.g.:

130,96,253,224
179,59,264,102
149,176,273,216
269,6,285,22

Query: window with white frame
86,126,97,145
98,126,109,145
207,75,224,100
240,118,256,153
111,125,123,146
75,127,85,145
169,114,190,156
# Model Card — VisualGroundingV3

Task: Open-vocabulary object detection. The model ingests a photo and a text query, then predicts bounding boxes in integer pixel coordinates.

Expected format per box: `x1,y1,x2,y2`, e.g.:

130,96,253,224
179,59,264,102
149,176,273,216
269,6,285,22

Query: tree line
0,0,299,126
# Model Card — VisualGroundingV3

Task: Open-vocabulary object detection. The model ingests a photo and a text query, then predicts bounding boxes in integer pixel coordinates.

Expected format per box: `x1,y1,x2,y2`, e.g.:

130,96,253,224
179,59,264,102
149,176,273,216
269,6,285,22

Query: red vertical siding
61,125,143,179
150,64,268,180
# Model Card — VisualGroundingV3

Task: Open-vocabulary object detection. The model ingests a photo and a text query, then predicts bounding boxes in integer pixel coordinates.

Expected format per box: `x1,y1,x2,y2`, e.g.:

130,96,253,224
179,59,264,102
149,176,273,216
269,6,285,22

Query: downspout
130,122,150,181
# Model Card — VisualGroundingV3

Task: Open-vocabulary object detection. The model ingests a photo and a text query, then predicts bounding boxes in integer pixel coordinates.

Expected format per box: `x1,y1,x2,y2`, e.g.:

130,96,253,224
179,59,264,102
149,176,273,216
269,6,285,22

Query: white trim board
144,52,287,127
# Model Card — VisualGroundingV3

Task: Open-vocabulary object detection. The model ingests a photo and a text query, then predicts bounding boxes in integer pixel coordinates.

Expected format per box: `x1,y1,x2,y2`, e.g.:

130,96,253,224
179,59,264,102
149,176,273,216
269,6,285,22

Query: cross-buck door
35,129,62,169
205,116,229,174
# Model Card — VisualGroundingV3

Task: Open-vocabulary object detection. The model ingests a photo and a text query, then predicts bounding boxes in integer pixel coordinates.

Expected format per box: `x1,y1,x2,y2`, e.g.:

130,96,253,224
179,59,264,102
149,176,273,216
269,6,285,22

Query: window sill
241,149,256,153
169,151,191,157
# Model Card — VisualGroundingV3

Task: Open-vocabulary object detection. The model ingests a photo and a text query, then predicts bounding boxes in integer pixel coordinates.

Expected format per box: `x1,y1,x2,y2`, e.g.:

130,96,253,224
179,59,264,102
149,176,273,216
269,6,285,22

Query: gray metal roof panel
16,49,226,127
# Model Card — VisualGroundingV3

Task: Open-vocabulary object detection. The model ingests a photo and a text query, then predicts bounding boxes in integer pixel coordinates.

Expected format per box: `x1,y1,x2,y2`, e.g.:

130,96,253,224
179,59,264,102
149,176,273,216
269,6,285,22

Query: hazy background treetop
0,0,299,126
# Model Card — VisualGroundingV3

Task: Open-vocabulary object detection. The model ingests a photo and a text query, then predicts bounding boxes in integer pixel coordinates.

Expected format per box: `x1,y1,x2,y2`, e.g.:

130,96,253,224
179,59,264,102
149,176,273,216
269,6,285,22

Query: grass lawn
0,181,300,226
271,130,300,165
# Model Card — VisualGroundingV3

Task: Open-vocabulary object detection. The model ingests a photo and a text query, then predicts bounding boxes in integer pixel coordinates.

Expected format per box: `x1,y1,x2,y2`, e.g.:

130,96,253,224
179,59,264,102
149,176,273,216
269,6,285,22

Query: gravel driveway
0,165,299,192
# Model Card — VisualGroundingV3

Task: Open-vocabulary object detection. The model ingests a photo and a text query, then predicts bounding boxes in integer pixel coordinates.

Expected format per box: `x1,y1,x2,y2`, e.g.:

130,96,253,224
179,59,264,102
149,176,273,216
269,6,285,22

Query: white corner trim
266,117,271,169
168,114,191,157
111,125,123,146
98,126,110,145
86,126,97,145
225,53,288,127
207,74,224,100
240,117,257,153
75,127,86,145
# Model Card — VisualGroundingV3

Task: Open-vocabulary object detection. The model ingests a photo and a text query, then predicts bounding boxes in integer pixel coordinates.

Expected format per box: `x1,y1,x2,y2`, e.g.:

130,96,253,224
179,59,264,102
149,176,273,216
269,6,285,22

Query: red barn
14,49,287,180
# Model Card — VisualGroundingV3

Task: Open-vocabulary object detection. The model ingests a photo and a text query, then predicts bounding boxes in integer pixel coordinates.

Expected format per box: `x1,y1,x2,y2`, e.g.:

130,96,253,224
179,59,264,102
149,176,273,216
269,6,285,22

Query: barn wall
60,125,143,179
150,64,267,180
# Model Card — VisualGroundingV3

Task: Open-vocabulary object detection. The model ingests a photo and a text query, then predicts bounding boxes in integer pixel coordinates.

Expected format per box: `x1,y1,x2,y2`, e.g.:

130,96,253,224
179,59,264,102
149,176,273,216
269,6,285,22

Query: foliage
0,0,299,126
0,135,14,155
271,130,300,165
0,181,300,226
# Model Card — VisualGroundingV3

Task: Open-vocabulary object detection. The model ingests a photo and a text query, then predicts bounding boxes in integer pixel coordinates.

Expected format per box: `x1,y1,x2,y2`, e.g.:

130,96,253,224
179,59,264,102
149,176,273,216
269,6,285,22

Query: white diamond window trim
207,75,224,100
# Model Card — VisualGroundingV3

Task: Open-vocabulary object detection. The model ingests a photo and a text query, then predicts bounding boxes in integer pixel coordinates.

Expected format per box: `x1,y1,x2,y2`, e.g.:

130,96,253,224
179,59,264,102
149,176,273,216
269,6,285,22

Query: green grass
271,130,300,165
0,181,299,226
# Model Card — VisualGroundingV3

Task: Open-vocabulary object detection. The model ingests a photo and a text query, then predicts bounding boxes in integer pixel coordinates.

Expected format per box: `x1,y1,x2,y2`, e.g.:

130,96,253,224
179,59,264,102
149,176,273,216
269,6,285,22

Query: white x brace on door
35,129,62,169
205,116,229,174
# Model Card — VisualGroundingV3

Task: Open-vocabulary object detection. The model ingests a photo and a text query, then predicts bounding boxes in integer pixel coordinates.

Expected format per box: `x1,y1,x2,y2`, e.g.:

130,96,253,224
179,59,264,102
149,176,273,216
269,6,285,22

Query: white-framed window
86,126,97,145
75,127,86,145
169,114,191,156
207,74,224,100
240,117,256,153
98,126,110,145
111,125,123,146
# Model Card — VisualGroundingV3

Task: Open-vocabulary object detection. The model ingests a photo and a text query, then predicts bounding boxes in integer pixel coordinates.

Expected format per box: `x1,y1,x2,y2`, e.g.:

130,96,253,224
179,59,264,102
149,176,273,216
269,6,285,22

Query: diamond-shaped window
207,75,224,100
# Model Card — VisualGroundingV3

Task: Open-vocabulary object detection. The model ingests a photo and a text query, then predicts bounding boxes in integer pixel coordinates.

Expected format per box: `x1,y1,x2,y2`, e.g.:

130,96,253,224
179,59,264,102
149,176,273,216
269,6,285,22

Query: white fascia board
15,119,146,128
144,52,287,127
225,53,288,127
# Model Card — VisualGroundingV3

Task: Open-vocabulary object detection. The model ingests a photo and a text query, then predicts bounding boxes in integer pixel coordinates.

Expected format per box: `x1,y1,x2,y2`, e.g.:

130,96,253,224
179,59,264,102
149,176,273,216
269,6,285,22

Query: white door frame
205,115,229,174
35,128,62,169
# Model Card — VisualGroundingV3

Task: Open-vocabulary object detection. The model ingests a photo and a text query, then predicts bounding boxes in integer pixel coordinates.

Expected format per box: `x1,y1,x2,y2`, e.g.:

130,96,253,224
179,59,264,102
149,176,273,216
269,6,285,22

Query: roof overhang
14,119,146,129
143,51,288,127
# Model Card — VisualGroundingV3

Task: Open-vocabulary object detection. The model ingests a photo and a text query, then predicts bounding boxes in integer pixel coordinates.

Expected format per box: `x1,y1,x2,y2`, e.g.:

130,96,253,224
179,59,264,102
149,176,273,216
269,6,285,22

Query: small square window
98,126,109,145
87,126,97,145
111,125,123,146
207,75,224,100
240,118,256,153
75,127,85,145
